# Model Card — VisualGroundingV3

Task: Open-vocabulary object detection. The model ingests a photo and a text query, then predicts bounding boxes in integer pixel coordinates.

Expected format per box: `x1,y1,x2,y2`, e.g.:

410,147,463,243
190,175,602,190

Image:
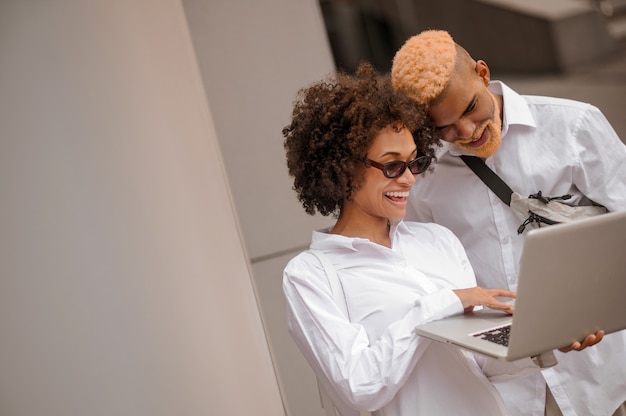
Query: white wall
181,1,337,415
182,0,335,262
0,1,283,415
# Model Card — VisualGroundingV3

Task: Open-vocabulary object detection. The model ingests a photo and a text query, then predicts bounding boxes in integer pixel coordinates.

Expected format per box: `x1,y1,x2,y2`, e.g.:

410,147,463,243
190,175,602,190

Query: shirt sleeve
573,104,626,211
283,252,462,411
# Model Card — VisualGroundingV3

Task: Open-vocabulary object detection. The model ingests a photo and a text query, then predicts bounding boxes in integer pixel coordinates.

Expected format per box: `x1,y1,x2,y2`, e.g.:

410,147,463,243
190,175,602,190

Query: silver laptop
415,210,626,361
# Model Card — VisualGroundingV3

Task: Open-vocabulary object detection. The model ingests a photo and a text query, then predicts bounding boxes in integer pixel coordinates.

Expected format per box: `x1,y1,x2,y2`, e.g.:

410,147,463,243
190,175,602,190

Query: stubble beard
455,93,503,159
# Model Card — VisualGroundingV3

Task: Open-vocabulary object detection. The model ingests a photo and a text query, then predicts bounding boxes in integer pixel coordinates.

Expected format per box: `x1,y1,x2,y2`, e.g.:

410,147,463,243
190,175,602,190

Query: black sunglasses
368,155,432,178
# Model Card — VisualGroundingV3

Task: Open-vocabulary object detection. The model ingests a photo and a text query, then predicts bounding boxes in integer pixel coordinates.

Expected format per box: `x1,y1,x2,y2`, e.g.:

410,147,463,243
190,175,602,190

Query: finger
485,300,515,314
577,333,602,350
578,335,596,350
558,341,577,352
583,331,604,348
487,289,516,299
595,330,605,344
568,341,582,351
560,331,604,352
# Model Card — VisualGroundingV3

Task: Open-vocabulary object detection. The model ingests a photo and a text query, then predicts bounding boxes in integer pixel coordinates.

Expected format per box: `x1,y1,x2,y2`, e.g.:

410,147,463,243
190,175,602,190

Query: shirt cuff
414,289,464,323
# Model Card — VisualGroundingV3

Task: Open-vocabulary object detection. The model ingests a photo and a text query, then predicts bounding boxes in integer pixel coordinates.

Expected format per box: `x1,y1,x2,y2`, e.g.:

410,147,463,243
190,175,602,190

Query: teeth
385,191,409,198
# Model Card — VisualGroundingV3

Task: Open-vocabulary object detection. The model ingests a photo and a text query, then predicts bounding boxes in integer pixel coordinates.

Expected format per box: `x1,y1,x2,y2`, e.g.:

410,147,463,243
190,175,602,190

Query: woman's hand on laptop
453,287,516,314
558,330,605,353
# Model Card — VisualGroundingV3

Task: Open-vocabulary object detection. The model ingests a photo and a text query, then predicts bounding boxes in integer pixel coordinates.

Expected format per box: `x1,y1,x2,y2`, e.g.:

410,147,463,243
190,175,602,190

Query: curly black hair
283,62,440,217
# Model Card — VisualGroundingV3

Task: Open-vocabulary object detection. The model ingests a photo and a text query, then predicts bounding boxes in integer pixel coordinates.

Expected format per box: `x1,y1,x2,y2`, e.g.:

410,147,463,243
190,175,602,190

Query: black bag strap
460,155,513,206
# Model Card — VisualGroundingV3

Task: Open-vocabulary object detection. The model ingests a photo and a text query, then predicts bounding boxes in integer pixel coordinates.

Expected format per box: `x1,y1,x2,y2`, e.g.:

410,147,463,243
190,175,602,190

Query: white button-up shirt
407,81,626,416
284,221,537,416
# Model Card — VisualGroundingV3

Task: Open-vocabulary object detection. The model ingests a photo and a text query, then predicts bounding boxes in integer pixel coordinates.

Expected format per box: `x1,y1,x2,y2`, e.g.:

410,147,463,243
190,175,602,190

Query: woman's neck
330,213,392,248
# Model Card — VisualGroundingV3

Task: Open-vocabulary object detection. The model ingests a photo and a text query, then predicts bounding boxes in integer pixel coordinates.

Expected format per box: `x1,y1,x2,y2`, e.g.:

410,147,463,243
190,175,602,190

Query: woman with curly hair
281,63,540,416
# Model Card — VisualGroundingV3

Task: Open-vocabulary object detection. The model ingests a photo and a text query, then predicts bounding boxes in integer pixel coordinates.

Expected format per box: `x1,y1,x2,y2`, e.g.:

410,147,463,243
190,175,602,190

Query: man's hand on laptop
558,330,605,353
453,287,516,314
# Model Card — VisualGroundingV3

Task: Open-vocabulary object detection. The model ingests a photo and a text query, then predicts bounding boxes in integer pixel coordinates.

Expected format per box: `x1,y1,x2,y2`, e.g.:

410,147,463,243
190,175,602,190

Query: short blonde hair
391,30,456,104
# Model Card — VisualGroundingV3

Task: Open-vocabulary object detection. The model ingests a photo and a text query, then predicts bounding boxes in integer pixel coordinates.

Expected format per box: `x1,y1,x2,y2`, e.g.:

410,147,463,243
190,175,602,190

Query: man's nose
454,118,476,140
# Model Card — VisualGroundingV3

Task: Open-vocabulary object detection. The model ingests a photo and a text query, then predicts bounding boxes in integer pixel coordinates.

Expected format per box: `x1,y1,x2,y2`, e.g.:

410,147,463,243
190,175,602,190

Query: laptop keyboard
473,325,511,346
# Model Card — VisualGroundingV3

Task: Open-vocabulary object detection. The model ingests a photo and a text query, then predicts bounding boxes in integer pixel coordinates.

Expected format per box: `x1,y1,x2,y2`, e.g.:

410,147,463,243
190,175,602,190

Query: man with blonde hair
392,29,626,416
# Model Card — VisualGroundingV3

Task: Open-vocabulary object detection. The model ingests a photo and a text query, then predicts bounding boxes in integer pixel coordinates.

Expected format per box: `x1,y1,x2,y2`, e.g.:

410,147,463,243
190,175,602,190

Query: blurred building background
320,0,626,74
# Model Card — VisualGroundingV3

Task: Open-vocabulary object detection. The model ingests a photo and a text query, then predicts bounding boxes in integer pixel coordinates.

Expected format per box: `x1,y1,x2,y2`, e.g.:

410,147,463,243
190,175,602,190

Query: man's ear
475,60,490,85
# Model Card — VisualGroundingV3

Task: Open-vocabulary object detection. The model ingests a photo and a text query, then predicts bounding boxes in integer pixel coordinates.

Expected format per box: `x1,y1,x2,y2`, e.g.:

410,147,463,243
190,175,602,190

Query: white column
0,1,284,415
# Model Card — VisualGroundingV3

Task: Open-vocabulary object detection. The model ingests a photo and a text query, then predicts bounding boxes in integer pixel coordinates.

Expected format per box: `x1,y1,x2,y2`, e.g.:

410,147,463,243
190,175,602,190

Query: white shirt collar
311,220,403,251
490,80,537,136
